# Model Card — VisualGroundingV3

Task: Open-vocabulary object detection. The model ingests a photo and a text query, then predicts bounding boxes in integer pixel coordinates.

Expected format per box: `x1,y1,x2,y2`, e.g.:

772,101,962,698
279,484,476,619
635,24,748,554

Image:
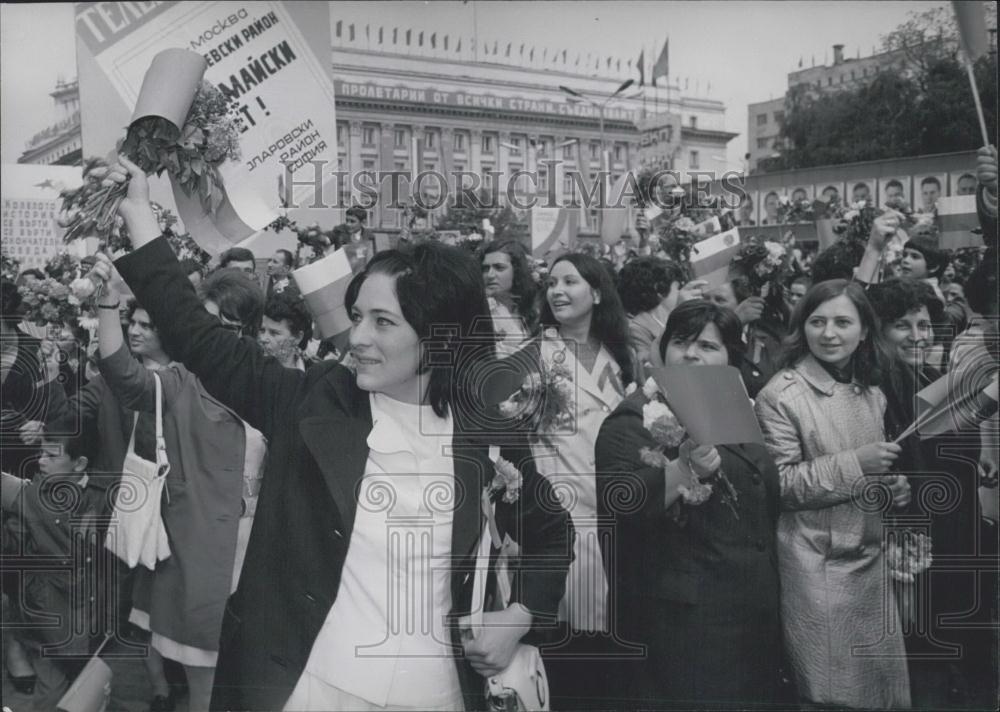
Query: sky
1,1,946,167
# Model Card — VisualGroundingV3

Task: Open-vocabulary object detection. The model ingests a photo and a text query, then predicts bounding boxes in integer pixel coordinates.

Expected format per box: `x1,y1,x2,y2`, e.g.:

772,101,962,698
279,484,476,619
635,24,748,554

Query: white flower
70,276,98,300
763,240,785,266
642,400,686,448
852,200,867,210
624,382,637,396
490,457,523,503
642,377,660,400
843,210,859,222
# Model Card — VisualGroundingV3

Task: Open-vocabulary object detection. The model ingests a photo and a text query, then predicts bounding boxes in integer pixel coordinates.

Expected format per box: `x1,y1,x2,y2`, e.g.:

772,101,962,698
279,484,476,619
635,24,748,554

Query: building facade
330,31,735,230
17,79,83,166
746,97,785,174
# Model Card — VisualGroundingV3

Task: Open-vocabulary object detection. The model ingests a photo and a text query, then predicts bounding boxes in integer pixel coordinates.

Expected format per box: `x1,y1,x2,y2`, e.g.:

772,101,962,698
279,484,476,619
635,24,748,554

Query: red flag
653,38,669,80
894,370,998,442
952,0,989,61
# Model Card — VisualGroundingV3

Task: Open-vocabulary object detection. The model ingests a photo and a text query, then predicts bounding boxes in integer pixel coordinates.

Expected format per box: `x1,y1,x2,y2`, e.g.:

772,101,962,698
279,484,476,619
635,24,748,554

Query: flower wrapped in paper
60,49,243,252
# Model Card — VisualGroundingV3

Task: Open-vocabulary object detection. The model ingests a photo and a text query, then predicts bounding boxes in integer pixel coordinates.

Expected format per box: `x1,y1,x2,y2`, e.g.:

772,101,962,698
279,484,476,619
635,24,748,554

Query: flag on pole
431,33,436,49
936,195,981,249
689,228,741,288
637,49,645,85
393,28,398,44
506,43,511,57
378,27,384,44
653,38,669,80
444,35,449,50
953,0,989,60
293,249,354,340
349,24,355,41
456,38,462,52
418,31,424,47
892,369,998,443
406,29,411,45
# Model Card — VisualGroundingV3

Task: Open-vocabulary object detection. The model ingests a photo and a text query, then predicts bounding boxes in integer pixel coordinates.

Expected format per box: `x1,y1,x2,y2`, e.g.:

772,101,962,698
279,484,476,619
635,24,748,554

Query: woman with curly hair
479,240,539,354
869,278,998,702
616,256,700,371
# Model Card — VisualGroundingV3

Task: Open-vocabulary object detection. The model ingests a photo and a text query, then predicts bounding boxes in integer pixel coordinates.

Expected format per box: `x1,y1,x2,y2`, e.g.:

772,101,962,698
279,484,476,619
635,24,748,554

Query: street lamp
558,79,635,234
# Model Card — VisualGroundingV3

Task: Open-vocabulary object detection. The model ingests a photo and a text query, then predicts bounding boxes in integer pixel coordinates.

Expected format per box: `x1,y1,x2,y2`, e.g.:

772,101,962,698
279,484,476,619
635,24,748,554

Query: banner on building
75,1,337,248
1,164,83,271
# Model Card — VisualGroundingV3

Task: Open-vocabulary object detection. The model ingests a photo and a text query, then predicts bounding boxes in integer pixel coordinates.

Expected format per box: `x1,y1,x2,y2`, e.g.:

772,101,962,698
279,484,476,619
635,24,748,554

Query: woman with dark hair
197,267,265,338
755,279,912,708
96,156,572,712
479,239,538,353
616,256,701,371
259,293,313,370
596,300,783,708
532,252,632,709
88,259,268,712
870,278,998,702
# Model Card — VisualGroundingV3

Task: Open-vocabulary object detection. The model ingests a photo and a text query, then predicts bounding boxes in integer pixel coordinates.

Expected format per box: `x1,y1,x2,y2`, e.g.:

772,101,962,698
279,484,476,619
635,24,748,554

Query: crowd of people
0,144,997,712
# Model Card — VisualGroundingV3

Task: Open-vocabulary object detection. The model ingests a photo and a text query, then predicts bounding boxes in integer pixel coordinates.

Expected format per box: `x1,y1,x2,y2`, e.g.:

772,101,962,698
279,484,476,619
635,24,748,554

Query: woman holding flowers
530,253,632,709
595,300,783,708
755,279,912,708
98,156,571,712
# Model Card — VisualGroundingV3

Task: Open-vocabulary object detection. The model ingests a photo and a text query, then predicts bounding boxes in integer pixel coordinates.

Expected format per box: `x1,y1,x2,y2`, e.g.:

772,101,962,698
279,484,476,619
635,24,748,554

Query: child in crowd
2,417,113,710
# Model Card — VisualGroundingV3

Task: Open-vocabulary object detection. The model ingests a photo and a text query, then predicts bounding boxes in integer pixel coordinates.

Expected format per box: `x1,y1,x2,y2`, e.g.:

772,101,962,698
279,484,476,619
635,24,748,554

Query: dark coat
1,328,67,476
116,237,572,711
595,391,783,708
2,472,115,656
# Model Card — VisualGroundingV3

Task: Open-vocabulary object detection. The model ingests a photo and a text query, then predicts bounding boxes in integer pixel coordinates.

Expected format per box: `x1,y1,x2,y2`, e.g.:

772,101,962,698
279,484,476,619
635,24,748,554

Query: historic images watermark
279,159,750,213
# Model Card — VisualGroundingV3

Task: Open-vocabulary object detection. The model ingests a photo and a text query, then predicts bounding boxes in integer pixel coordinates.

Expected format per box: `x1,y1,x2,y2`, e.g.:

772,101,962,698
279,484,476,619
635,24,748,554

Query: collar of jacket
298,364,487,563
794,354,859,397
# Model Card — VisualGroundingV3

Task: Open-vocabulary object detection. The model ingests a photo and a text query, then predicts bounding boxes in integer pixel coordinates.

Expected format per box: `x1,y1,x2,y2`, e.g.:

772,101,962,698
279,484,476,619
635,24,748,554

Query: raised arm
93,159,301,431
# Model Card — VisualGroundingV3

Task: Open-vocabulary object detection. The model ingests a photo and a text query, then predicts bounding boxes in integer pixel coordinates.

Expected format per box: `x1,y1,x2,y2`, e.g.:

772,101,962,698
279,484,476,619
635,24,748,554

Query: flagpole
961,53,990,146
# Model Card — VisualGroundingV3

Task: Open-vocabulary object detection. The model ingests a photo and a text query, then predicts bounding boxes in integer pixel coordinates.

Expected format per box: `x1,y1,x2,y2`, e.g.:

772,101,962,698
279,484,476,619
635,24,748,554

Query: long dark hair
540,253,634,386
479,239,539,333
345,241,495,418
782,279,891,386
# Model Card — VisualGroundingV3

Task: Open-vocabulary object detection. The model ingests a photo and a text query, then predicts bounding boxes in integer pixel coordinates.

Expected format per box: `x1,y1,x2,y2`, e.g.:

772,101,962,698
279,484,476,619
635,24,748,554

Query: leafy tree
433,189,529,242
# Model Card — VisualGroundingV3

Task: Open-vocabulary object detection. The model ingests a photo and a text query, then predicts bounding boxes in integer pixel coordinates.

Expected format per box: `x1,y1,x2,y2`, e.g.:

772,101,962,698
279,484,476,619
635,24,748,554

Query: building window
510,136,521,150
774,110,785,124
590,141,601,160
454,133,466,151
863,67,868,76
689,150,700,169
424,131,436,149
539,137,553,155
756,113,768,126
850,70,856,80
756,137,769,149
839,74,844,83
828,76,833,85
482,134,494,154
538,167,548,192
337,123,347,147
394,160,407,172
563,143,574,159
362,126,376,146
395,128,407,148
614,144,624,162
689,116,698,129
564,175,574,197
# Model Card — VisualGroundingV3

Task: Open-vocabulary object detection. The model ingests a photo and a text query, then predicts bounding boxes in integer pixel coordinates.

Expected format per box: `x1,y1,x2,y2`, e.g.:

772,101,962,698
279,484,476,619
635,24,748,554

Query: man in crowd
265,249,295,297
217,247,257,276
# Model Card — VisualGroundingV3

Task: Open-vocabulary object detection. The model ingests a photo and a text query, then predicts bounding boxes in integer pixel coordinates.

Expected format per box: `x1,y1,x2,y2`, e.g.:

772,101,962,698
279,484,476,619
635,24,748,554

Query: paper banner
531,206,576,259
689,228,740,289
649,365,764,446
292,248,353,339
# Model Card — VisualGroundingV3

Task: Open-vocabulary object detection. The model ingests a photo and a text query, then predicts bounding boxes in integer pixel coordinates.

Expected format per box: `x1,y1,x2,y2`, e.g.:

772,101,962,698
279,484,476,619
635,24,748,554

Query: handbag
465,446,550,712
57,634,113,712
104,371,171,569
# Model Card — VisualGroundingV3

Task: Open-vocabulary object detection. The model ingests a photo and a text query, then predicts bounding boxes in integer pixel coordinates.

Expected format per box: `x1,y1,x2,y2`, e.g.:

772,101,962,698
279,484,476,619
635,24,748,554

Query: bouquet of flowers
632,376,740,520
731,235,794,296
776,196,816,224
1,253,20,281
884,530,933,583
43,250,80,281
18,276,80,326
498,335,577,434
60,81,242,250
